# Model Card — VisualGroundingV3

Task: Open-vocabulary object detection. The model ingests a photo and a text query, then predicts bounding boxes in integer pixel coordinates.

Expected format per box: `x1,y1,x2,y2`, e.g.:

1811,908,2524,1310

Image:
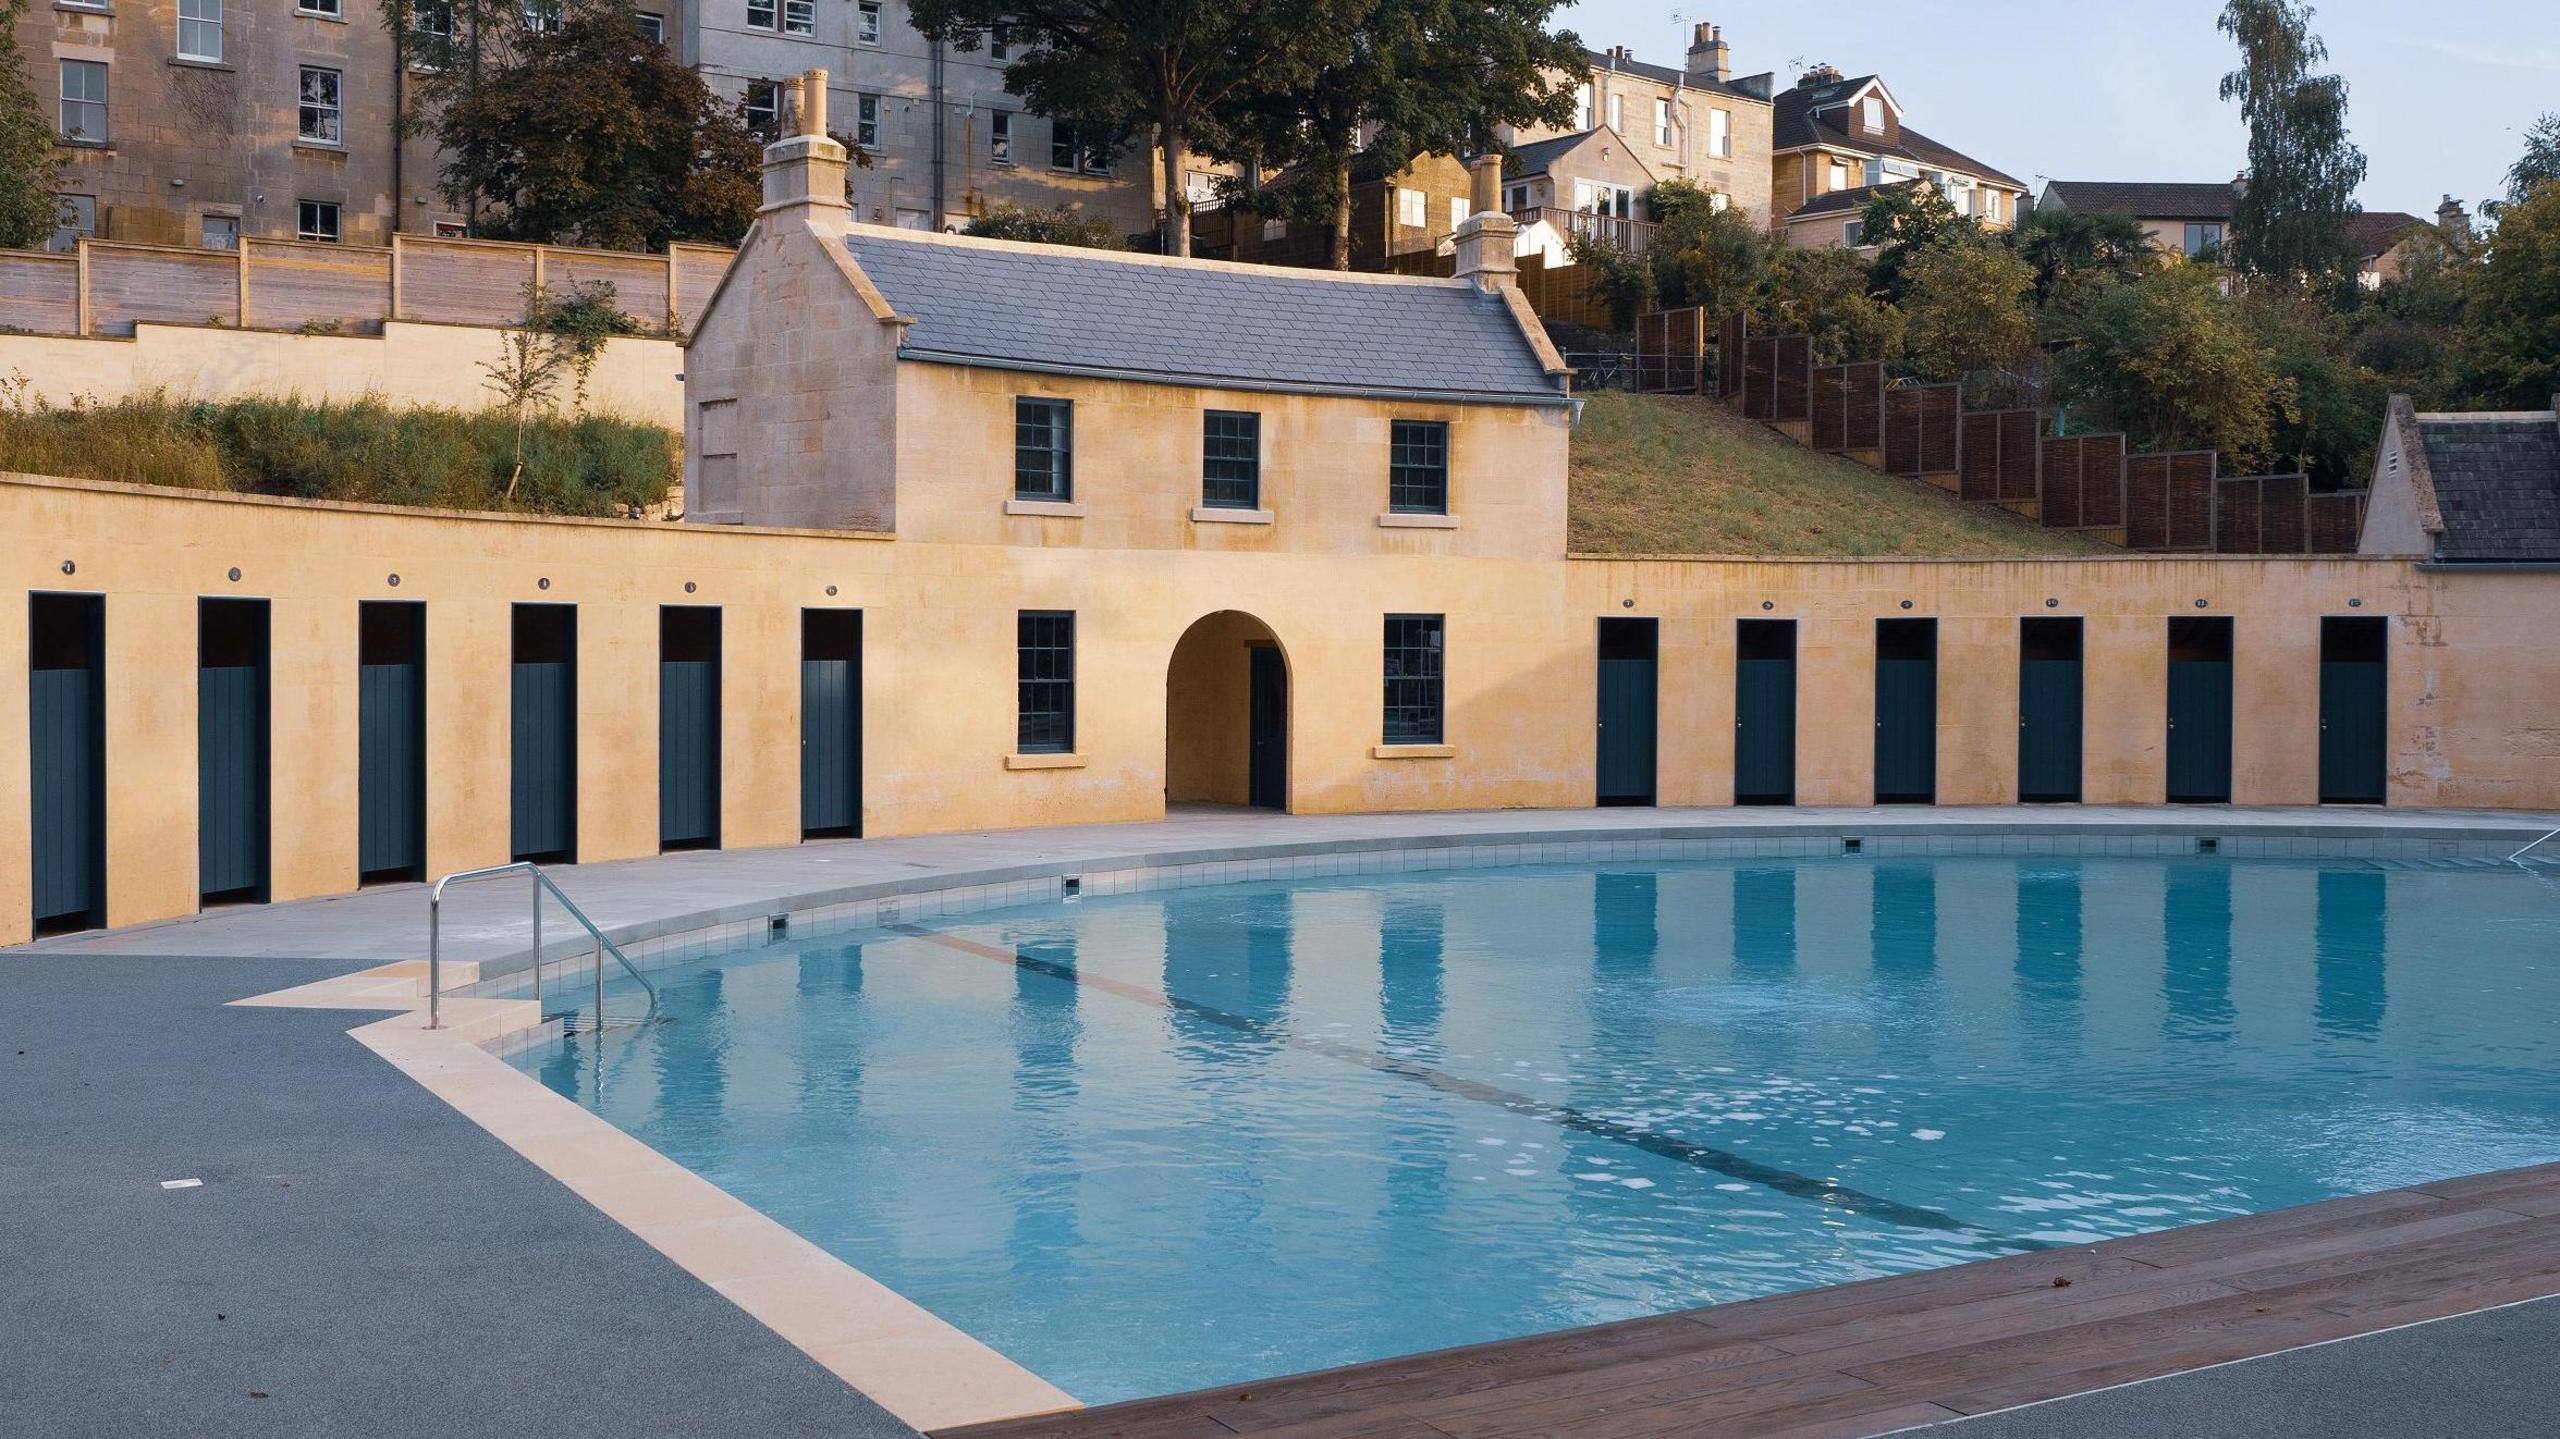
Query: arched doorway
1165,612,1288,811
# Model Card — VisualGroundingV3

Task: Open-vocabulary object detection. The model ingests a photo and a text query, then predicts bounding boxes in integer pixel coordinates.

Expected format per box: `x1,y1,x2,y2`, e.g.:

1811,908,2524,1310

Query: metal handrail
427,862,660,1031
2511,828,2560,865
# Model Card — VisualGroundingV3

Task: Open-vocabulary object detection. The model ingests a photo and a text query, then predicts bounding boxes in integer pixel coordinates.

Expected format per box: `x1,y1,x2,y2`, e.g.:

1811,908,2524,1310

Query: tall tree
2502,112,2560,211
2459,182,2560,408
1214,0,1583,269
911,0,1287,257
0,0,62,249
1899,242,2037,389
2061,264,2282,465
402,2,761,252
1646,180,1767,322
2217,0,2366,284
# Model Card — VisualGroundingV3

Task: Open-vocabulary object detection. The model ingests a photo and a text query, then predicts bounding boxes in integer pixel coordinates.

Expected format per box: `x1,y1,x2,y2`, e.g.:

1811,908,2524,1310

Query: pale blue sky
1553,0,2559,218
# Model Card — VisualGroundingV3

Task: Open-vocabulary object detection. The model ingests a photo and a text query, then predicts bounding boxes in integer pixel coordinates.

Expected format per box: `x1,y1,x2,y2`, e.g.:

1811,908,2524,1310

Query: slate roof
1582,47,1771,103
841,229,1565,405
2041,181,2240,219
2348,211,2430,258
1506,128,1600,179
1789,183,1888,220
1771,80,2024,189
2418,414,2560,562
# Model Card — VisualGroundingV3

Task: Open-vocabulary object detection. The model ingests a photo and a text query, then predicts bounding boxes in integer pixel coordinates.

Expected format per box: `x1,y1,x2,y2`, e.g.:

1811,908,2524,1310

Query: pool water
520,856,2560,1403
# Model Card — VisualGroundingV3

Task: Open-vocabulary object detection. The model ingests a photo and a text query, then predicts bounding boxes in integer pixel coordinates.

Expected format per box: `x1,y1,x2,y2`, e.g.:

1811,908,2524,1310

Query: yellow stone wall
4,472,2555,946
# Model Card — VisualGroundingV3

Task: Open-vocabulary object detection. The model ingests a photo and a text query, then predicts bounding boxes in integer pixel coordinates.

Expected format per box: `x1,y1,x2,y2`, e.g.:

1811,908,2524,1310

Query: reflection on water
529,856,2560,1404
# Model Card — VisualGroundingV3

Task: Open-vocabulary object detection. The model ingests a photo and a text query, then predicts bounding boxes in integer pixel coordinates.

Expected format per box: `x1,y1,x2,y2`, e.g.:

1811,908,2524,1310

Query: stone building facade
1503,26,1776,226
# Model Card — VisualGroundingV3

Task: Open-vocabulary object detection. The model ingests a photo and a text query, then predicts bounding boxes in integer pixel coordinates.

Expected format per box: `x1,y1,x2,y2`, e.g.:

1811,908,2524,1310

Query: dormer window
1862,96,1884,131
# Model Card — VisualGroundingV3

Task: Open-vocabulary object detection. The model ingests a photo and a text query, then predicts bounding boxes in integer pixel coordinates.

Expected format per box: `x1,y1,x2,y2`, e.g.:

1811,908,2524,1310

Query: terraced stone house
1770,67,2025,248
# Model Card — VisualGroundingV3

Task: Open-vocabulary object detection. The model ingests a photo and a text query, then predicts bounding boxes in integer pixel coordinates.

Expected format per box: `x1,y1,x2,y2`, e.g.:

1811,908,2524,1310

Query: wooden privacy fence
1808,361,1885,453
0,234,735,338
1882,384,1959,477
2125,451,2219,551
2038,433,2129,530
1741,334,1812,422
1958,408,2041,505
1632,307,1708,393
1716,311,1746,400
2214,474,2367,555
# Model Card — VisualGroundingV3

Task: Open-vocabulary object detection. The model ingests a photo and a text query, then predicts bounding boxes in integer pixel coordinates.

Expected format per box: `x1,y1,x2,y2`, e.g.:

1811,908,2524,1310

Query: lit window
58,61,107,144
1016,612,1075,755
1396,187,1424,227
855,93,879,151
1828,160,1848,191
784,0,812,35
1710,107,1730,158
1388,418,1448,514
298,66,341,144
178,0,223,63
1202,410,1261,510
1014,397,1072,501
1653,97,1670,146
746,0,774,30
297,199,340,242
858,0,880,42
1606,92,1621,132
201,214,238,250
989,110,1011,165
49,195,96,253
743,80,779,139
1383,615,1444,746
1709,191,1729,213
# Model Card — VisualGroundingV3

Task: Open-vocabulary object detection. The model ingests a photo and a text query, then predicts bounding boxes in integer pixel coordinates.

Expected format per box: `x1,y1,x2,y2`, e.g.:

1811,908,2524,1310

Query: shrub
961,203,1129,249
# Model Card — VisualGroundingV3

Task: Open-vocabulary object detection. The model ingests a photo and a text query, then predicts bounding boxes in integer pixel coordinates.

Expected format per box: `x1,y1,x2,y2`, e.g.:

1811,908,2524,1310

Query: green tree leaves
2217,0,2367,285
0,0,63,250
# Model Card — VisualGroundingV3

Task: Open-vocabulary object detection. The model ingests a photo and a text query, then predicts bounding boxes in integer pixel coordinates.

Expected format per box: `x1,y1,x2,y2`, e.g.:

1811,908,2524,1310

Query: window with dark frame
989,110,1012,165
58,60,107,143
743,80,780,140
1383,614,1445,745
297,66,341,144
746,0,775,29
782,0,812,34
296,199,340,242
1202,410,1261,510
1388,419,1448,514
857,0,880,41
1014,397,1072,501
1016,611,1075,754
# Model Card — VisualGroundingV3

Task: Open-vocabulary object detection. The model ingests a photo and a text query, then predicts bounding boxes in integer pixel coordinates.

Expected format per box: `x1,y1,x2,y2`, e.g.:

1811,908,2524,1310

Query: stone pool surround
81,805,2557,1432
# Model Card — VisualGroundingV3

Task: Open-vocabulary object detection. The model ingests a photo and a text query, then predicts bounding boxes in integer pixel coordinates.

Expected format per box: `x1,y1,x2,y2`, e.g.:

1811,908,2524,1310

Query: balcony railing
1510,207,1660,255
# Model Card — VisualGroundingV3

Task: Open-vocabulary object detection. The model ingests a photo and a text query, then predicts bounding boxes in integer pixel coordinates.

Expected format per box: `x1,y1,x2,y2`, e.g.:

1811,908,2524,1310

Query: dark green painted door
358,602,425,880
1596,620,1657,806
2018,618,2082,803
29,594,104,930
659,607,721,849
2319,617,2386,804
2166,617,2234,804
198,600,270,903
800,610,861,837
1249,646,1287,810
1735,621,1795,805
1873,619,1936,804
510,604,576,863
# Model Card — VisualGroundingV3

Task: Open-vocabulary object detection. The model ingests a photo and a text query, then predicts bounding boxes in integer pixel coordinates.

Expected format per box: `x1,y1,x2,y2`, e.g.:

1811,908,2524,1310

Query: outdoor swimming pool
519,855,2560,1404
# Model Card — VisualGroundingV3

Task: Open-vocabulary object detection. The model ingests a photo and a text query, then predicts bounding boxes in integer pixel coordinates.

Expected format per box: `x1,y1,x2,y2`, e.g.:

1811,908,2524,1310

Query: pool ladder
426,862,662,1033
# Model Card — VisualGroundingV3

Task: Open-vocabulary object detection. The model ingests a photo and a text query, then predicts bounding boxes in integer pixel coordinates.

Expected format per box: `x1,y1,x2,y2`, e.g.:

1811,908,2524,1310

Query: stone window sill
170,56,233,71
293,140,348,156
1005,752,1086,771
1371,743,1454,760
1004,498,1085,518
1191,506,1272,525
294,8,350,22
1378,512,1458,530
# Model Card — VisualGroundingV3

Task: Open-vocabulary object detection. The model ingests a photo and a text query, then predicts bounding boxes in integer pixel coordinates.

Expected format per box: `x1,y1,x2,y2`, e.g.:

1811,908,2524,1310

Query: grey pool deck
6,804,2558,1438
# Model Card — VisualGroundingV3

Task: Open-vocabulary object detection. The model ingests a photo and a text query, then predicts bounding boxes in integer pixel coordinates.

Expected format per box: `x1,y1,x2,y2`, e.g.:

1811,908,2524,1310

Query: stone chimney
1686,23,1731,84
2437,194,2471,249
1452,153,1518,293
1795,64,1843,91
2230,169,2249,202
760,68,850,217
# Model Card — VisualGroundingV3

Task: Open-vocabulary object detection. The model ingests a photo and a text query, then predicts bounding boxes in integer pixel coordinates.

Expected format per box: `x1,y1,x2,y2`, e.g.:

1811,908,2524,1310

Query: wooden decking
941,1163,2560,1439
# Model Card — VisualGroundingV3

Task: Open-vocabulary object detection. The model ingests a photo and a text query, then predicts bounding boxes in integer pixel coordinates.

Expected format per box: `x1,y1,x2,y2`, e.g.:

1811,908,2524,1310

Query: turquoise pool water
520,856,2560,1403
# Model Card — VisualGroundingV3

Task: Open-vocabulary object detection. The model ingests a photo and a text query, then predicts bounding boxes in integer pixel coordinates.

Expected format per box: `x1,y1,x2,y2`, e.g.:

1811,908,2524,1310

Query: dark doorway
659,607,722,851
1596,617,1659,807
198,598,271,905
510,604,577,864
358,601,426,883
2319,616,2387,804
1874,618,1937,804
1735,619,1796,805
2018,616,2083,804
29,593,106,934
1248,646,1287,810
801,609,862,838
2166,616,2234,804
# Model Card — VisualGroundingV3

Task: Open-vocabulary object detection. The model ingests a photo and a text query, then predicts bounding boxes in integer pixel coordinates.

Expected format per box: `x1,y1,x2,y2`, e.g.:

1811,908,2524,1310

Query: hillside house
1772,69,2025,247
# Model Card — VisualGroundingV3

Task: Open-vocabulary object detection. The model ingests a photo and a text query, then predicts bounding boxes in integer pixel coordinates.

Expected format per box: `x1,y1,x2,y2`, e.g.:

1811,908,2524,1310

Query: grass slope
1569,391,2109,558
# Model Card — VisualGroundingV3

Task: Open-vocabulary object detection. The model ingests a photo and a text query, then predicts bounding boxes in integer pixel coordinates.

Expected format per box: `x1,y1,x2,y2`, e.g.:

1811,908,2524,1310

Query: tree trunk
1328,161,1353,271
1159,104,1190,258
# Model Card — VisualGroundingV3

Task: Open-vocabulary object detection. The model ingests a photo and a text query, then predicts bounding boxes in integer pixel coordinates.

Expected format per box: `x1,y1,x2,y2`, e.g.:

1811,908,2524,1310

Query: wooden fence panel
2216,476,2266,553
544,248,675,325
2041,433,2085,527
1742,335,1778,420
2261,473,2310,553
2078,434,2127,528
2125,454,2171,547
2307,490,2366,553
1811,363,1849,450
396,237,540,326
246,240,391,333
1634,307,1706,393
86,244,238,336
0,251,82,335
1959,408,2042,504
2169,452,2218,550
1716,311,1746,399
1845,362,1884,452
1772,335,1812,423
1884,384,1960,476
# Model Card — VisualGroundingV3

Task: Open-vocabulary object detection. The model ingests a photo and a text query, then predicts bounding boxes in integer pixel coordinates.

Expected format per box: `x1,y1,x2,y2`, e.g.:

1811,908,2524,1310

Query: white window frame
1652,97,1671,147
1828,160,1849,192
1710,107,1731,159
298,0,342,17
1843,219,1864,247
783,0,813,35
989,110,1012,165
1574,82,1592,130
178,0,224,63
1862,95,1884,130
298,65,342,145
855,93,880,151
858,0,881,43
1606,92,1621,132
297,199,341,243
745,0,775,31
987,26,1008,61
1396,187,1424,228
59,61,107,144
411,0,452,41
1449,195,1468,228
1503,182,1531,212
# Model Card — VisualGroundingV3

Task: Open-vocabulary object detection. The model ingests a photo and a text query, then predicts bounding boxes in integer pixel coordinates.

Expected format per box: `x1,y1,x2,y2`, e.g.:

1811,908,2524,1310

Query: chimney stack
1453,153,1519,294
2437,194,2471,249
1686,22,1731,84
760,67,850,217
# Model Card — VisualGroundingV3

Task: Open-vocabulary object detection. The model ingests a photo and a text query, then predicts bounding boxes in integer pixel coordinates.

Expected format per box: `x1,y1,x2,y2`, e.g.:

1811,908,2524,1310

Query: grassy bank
1570,391,2109,558
0,392,678,517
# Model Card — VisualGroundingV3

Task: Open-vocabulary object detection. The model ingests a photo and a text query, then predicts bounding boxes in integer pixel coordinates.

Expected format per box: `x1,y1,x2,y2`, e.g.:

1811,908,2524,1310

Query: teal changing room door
2018,617,2083,804
660,607,722,851
1248,645,1288,810
801,609,861,838
29,594,106,933
1596,618,1657,806
198,598,271,904
358,602,426,881
2166,616,2233,804
511,605,577,864
2319,616,2386,804
1734,620,1795,805
1873,618,1936,804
